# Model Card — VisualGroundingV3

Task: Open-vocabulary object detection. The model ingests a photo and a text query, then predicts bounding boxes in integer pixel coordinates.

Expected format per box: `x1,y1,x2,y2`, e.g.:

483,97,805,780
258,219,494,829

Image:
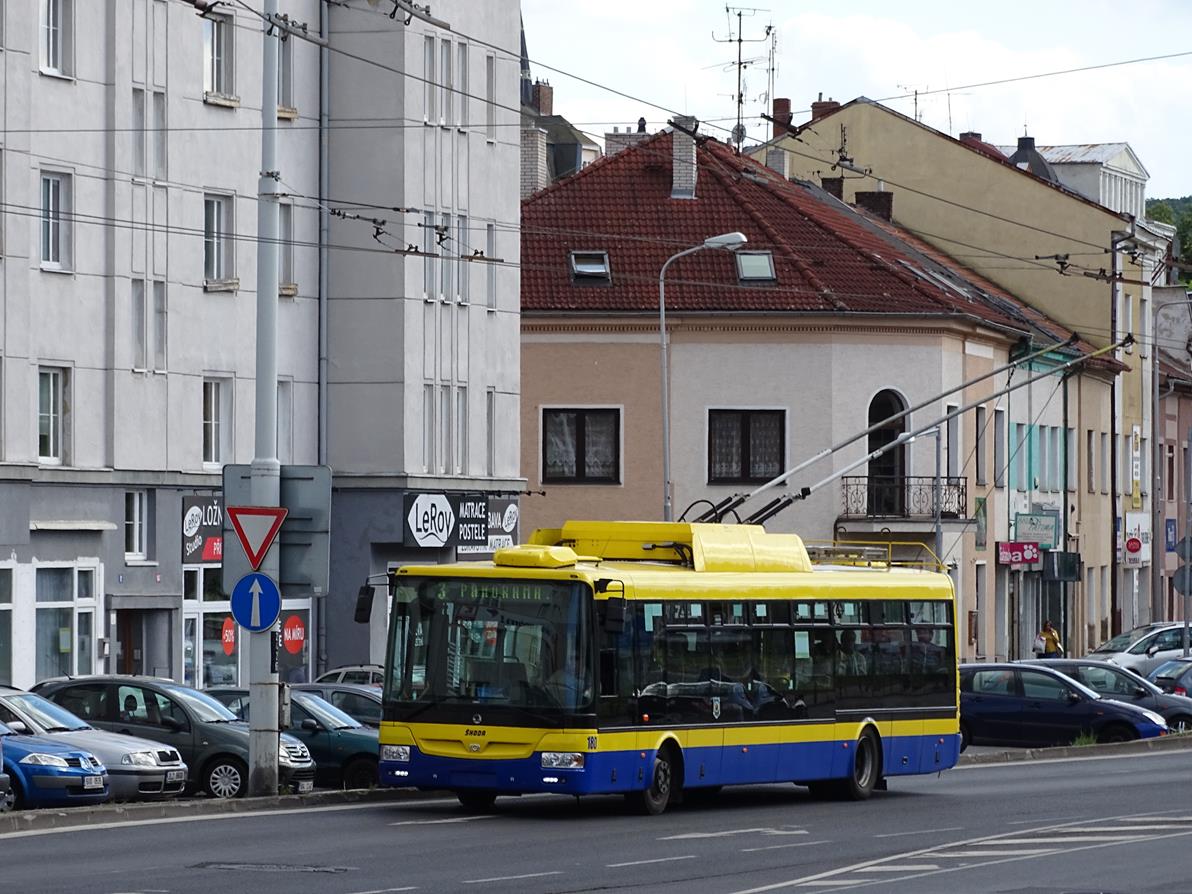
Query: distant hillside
1148,196,1192,221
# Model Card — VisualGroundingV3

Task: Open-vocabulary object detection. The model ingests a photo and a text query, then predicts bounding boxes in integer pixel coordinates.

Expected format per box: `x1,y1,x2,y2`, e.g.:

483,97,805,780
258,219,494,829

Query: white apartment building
0,0,522,689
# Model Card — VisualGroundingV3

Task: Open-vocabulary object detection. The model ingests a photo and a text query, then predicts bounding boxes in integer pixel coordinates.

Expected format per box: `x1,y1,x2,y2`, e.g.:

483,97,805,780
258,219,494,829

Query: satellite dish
731,123,747,145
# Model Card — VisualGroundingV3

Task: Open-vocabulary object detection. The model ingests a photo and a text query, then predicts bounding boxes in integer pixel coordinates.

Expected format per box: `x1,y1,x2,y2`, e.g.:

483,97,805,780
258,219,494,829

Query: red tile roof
524,131,1042,333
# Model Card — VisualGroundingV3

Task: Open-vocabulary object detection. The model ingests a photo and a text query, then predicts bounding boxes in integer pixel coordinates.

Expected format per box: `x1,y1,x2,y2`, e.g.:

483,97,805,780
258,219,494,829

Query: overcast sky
521,1,1192,198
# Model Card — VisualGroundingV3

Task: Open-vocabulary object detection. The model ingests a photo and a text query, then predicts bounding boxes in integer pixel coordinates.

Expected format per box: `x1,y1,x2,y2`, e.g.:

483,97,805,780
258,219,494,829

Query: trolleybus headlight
540,752,584,769
381,745,411,762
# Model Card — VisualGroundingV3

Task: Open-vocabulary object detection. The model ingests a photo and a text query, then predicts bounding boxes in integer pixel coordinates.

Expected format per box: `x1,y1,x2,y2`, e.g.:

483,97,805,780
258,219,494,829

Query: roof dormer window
570,250,611,283
736,250,776,282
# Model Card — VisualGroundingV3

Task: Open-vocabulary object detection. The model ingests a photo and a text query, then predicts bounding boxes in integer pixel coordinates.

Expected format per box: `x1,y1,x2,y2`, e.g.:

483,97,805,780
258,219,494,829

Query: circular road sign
1126,536,1142,554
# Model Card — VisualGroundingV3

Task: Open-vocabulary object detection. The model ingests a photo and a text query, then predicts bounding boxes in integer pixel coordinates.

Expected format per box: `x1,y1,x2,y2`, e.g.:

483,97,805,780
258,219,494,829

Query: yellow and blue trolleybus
377,520,959,814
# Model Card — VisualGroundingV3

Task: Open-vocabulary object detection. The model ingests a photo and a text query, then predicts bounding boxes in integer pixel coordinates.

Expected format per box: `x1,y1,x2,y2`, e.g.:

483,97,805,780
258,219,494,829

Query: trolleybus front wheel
457,790,498,812
627,744,679,815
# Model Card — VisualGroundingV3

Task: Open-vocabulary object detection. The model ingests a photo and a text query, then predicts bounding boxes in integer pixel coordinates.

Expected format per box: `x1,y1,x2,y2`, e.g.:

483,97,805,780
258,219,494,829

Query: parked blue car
960,662,1168,750
0,719,110,810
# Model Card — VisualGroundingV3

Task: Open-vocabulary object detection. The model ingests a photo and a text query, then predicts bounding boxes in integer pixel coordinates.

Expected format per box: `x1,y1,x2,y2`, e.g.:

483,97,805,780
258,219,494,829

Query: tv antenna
713,5,771,150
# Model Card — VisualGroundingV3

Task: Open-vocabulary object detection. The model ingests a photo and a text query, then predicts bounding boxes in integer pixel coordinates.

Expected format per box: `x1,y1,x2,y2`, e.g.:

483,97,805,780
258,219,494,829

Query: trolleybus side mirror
354,584,374,624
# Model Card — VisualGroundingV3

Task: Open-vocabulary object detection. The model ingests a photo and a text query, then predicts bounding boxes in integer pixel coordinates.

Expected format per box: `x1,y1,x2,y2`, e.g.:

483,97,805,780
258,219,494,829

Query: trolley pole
248,0,282,797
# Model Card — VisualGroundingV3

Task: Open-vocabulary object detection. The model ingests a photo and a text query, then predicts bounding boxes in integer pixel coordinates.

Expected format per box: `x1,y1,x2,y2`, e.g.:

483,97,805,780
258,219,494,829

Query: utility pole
713,6,770,151
248,0,282,798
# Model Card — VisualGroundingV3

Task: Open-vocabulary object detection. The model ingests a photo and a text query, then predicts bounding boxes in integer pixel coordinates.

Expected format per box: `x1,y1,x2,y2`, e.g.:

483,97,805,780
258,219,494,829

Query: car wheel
204,756,248,799
1098,724,1137,744
342,756,378,790
627,744,679,816
456,790,497,812
1169,715,1192,734
0,780,18,812
959,722,971,753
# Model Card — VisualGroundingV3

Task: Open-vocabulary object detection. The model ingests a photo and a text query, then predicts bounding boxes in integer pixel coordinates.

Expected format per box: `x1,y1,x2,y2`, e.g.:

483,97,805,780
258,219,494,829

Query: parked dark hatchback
291,683,382,728
959,662,1168,750
1147,658,1192,696
1021,658,1192,733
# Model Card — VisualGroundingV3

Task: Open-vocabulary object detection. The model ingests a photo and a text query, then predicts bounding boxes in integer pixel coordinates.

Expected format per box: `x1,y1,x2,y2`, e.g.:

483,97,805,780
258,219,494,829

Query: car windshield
293,693,362,729
1093,626,1158,653
5,693,90,732
161,684,238,721
1151,659,1192,679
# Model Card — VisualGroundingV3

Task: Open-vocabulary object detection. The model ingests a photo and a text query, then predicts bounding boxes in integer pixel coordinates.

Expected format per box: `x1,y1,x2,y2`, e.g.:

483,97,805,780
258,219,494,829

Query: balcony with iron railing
840,476,967,520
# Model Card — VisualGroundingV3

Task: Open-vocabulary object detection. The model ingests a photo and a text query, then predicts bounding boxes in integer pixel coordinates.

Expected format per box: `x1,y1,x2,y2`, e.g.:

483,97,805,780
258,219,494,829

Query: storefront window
36,606,73,681
203,614,238,686
36,568,72,601
278,610,310,683
77,611,94,675
184,616,198,687
0,569,12,685
203,568,224,601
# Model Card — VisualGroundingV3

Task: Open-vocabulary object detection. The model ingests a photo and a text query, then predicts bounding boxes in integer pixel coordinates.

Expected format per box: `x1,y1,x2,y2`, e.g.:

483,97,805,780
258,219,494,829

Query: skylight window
736,250,776,281
570,250,611,282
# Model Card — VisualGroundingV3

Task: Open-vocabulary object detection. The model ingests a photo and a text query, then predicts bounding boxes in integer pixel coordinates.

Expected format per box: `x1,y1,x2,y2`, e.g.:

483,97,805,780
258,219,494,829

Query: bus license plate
83,776,104,790
297,780,314,794
166,770,186,783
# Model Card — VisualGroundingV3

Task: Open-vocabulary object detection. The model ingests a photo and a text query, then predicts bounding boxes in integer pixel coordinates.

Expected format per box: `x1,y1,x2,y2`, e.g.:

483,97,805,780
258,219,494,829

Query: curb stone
957,731,1192,766
0,786,444,835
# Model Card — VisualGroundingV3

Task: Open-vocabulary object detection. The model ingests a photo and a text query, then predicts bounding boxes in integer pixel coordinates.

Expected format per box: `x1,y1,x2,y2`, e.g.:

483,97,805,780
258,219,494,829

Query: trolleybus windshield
386,578,594,714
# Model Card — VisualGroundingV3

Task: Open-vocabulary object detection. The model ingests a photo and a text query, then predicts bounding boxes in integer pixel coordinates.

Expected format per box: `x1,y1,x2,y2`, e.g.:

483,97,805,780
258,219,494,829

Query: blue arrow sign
231,572,282,633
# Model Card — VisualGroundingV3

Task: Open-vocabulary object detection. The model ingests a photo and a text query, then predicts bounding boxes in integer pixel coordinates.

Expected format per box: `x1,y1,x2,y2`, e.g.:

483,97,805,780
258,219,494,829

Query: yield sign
226,506,288,571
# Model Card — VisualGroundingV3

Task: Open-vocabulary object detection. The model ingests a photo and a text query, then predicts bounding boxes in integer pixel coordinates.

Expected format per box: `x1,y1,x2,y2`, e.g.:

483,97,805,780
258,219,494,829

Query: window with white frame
40,171,71,268
0,568,12,686
486,224,496,308
485,54,495,138
440,212,453,301
34,566,96,681
439,385,451,474
945,404,959,477
277,379,293,464
441,39,452,125
456,42,468,127
153,281,167,371
423,383,434,472
543,408,620,483
125,490,149,560
132,87,147,176
486,388,495,476
279,201,295,292
1168,444,1176,502
455,386,468,474
132,279,148,369
202,378,228,465
277,36,294,111
38,367,66,463
153,90,167,179
1100,432,1109,494
40,0,72,76
424,35,436,121
457,215,469,302
203,193,233,283
203,14,234,97
423,210,436,298
1066,427,1076,492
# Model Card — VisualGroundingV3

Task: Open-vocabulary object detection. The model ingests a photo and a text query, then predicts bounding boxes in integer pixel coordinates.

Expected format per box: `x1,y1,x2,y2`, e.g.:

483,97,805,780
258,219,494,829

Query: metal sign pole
1185,425,1191,658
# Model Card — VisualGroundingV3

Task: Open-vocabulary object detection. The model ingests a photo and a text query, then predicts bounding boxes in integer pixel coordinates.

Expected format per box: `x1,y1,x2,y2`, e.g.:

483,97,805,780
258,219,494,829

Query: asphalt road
5,749,1192,894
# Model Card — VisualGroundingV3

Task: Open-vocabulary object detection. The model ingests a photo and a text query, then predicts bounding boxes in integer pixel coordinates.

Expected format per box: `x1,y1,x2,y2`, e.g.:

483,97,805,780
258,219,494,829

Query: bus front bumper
379,747,641,796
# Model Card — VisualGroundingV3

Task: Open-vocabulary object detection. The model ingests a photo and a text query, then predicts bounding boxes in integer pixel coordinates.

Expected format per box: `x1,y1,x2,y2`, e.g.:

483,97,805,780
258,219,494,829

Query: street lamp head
703,231,748,251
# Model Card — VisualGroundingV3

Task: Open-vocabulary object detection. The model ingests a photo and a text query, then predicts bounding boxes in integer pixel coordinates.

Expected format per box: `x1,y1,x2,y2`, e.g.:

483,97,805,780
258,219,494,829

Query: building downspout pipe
317,0,330,677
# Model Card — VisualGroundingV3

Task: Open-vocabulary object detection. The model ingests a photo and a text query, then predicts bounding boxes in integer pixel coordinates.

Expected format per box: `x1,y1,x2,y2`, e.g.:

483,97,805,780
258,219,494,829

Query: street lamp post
658,232,748,521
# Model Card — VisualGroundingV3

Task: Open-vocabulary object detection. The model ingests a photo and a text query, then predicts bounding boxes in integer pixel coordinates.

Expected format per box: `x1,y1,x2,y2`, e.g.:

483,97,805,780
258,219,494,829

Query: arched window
867,390,906,516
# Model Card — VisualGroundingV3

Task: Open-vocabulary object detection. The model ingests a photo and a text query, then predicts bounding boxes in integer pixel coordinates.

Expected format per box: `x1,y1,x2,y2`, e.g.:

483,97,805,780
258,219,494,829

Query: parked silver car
0,687,188,801
1091,623,1192,675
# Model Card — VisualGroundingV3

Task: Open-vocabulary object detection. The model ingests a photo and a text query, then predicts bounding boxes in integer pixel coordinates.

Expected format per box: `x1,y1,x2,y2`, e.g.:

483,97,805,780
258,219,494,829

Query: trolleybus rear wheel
457,790,497,812
840,729,880,800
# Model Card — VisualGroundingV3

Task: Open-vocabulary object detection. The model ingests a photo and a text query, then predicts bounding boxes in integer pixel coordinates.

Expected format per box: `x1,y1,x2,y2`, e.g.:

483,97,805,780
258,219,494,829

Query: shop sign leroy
181,496,223,564
403,494,520,554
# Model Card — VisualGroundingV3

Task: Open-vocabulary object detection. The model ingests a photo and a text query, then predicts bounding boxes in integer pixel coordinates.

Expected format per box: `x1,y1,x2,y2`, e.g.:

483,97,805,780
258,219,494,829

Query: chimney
821,177,844,200
531,80,553,116
605,118,651,157
772,97,792,138
764,147,789,179
810,92,841,123
520,125,550,198
1017,134,1035,153
959,131,983,143
671,115,698,199
855,190,893,221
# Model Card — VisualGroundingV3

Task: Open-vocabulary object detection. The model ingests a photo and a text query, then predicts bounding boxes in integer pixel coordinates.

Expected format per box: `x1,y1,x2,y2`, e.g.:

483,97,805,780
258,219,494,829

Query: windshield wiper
42,725,77,732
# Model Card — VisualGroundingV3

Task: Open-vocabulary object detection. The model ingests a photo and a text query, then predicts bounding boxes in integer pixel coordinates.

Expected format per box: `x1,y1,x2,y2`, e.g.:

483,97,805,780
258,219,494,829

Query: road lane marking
1121,815,1192,822
1059,824,1190,831
607,855,696,868
742,841,829,853
389,816,497,826
857,864,940,872
990,835,1149,843
346,888,418,893
462,872,561,884
929,848,1057,856
874,827,963,838
796,881,866,887
663,828,806,840
1005,817,1070,825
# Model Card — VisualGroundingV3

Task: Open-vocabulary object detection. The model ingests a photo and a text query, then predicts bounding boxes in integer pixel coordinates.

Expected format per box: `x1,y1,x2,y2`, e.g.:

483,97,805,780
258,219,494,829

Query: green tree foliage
1149,201,1175,224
